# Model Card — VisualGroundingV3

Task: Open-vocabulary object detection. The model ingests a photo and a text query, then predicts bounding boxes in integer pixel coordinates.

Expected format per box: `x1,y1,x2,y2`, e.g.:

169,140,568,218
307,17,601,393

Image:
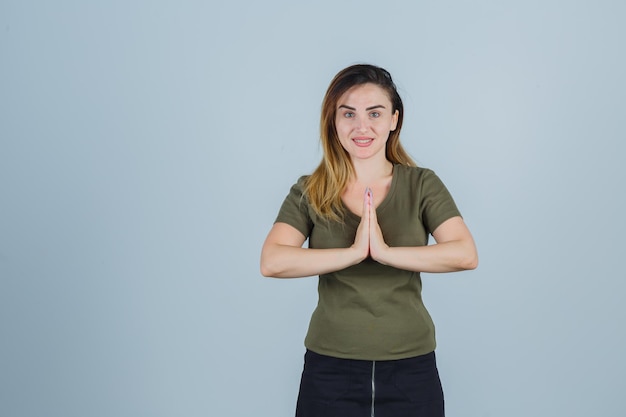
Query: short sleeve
420,169,462,235
274,176,314,238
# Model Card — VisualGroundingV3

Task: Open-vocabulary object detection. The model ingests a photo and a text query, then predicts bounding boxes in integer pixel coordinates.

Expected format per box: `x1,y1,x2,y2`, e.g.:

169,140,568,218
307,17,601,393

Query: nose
355,115,368,132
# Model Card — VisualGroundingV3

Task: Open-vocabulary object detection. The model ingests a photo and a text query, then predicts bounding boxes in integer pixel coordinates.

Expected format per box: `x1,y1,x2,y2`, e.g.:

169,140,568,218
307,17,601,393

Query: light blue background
1,1,624,416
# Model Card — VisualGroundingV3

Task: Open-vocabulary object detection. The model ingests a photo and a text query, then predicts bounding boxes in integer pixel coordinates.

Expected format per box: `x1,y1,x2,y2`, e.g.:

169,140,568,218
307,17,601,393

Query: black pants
296,350,444,417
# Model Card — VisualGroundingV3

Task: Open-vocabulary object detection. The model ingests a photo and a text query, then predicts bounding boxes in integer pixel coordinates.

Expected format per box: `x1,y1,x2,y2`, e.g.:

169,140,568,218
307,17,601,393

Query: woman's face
335,83,399,163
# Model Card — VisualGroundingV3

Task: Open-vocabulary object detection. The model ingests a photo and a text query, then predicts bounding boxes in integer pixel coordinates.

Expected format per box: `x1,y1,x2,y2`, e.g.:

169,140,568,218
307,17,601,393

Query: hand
367,188,389,262
351,187,371,261
351,187,389,263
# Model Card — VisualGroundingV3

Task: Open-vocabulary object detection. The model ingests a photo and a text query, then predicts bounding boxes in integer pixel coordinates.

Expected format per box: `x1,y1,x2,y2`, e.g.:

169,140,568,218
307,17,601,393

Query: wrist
348,245,369,265
371,244,391,265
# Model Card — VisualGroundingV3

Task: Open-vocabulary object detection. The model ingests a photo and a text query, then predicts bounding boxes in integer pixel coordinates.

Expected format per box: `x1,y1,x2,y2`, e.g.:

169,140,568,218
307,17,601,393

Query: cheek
381,118,396,132
336,121,351,137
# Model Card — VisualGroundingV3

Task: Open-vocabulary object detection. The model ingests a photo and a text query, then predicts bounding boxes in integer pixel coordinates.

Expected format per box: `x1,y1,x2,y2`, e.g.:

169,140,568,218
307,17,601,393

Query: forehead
337,83,392,107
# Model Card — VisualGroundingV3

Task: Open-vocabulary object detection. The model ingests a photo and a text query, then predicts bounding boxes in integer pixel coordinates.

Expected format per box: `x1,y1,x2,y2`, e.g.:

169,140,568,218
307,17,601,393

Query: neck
351,157,393,184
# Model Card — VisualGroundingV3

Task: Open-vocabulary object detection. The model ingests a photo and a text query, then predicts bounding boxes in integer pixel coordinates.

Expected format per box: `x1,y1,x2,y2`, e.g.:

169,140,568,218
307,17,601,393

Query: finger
368,190,381,240
367,188,376,221
359,188,370,229
363,187,370,216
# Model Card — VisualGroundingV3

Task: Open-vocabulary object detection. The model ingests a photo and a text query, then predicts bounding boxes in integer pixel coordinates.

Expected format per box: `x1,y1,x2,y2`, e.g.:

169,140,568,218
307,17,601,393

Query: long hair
305,64,416,221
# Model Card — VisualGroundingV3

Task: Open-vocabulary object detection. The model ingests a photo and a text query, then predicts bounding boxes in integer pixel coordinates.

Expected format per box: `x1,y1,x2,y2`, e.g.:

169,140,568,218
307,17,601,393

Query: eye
344,111,355,118
370,111,380,118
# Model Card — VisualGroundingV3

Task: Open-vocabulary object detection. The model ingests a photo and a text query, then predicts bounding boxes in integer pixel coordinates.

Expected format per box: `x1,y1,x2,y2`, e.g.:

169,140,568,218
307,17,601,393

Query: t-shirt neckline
343,164,399,221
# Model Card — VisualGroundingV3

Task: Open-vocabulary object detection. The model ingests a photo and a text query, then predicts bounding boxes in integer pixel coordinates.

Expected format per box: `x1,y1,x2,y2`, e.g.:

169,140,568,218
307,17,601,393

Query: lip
352,137,373,147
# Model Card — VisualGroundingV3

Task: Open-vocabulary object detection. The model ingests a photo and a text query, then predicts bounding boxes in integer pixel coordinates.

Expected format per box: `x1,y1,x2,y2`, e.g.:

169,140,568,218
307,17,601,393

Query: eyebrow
338,104,387,111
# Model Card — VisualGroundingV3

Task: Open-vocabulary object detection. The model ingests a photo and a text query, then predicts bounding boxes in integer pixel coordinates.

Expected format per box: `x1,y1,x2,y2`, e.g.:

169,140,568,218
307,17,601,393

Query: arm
369,201,478,273
260,222,368,278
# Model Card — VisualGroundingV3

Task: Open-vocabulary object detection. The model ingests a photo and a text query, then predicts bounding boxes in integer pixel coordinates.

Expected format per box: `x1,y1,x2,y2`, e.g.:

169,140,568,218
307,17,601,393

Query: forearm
260,244,366,278
374,240,478,273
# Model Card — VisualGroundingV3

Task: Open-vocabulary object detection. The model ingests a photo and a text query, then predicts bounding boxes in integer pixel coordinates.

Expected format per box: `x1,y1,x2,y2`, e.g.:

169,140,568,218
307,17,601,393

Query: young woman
261,64,478,417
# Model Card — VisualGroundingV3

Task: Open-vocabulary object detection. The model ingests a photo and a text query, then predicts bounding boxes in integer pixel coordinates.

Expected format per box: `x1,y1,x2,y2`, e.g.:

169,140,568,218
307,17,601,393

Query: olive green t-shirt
275,164,461,360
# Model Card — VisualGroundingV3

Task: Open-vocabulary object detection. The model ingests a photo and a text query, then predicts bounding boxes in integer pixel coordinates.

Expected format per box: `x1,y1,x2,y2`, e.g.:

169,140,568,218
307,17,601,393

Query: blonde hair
305,64,416,221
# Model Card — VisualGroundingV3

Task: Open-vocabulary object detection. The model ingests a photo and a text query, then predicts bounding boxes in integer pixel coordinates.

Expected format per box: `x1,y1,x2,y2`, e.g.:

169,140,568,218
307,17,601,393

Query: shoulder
288,175,311,196
394,164,439,185
394,165,453,199
295,175,310,187
281,175,312,206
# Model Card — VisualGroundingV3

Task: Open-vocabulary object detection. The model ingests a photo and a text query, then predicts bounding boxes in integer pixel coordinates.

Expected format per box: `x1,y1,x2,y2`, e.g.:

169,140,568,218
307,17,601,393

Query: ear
390,110,399,131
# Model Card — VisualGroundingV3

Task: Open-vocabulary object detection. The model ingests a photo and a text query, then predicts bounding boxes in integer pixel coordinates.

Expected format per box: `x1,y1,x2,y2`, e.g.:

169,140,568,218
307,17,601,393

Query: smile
353,138,373,146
